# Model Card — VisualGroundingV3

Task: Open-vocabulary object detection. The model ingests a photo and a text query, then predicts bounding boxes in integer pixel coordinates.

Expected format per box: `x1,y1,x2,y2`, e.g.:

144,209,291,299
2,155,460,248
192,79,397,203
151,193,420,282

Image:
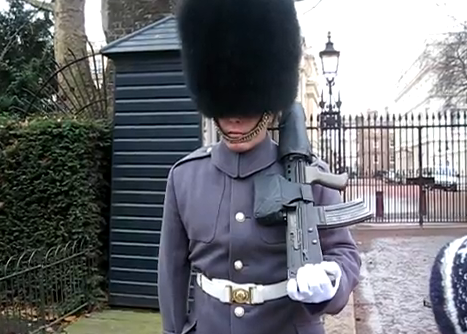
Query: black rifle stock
254,103,372,279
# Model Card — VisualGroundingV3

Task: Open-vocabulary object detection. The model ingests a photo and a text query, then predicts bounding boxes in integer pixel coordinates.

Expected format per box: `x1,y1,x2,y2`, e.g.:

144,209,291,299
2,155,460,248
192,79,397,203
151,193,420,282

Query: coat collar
211,134,278,178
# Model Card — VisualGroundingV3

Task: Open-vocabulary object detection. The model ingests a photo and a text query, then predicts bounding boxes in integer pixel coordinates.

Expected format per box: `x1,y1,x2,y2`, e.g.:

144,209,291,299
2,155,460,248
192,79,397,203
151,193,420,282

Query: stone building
356,109,395,177
296,38,321,150
392,38,467,176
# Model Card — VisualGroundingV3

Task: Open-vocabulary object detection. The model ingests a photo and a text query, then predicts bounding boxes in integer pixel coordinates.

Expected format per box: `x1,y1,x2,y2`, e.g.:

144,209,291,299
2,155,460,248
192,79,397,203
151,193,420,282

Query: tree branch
22,0,54,12
0,0,53,62
428,28,467,105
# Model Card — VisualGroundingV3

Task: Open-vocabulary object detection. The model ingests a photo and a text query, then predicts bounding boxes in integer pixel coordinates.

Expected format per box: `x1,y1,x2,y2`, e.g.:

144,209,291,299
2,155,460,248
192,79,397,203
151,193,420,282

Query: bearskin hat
429,235,467,334
176,0,302,119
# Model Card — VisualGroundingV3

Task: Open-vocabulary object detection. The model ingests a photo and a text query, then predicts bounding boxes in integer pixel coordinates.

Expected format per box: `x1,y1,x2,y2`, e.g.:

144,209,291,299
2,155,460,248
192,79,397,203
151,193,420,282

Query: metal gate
309,109,467,224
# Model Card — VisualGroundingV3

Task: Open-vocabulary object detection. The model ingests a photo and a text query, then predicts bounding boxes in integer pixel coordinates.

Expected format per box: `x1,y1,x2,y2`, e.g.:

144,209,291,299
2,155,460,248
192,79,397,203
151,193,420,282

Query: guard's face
217,116,267,153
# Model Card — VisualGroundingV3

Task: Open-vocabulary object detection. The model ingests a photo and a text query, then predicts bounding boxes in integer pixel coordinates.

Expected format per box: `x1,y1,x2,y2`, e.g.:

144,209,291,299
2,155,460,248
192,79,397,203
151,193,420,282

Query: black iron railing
270,109,467,224
0,241,96,334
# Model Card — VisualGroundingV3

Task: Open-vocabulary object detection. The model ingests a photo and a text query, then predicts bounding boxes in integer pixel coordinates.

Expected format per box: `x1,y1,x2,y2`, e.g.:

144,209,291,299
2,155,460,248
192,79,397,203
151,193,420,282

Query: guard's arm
158,167,191,334
305,169,362,315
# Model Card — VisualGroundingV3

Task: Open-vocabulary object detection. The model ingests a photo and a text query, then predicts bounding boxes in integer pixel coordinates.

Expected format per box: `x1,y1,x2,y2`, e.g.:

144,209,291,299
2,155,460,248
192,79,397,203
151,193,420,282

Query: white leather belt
196,273,288,304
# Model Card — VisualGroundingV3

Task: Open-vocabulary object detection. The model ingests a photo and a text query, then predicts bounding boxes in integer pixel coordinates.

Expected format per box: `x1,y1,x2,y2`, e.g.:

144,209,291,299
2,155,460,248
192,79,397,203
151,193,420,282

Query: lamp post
318,32,342,173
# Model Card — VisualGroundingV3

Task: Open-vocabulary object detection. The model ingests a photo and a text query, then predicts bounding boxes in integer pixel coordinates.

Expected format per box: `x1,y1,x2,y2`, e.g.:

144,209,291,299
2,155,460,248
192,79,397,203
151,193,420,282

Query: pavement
350,228,467,334
64,297,357,334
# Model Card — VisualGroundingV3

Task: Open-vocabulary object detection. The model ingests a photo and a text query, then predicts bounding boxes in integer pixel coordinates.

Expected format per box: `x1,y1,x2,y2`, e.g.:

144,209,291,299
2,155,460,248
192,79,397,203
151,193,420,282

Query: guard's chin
225,141,254,153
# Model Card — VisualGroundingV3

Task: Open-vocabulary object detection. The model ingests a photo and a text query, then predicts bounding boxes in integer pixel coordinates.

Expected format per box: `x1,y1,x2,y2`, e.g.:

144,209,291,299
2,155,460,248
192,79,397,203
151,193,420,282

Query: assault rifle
254,103,372,279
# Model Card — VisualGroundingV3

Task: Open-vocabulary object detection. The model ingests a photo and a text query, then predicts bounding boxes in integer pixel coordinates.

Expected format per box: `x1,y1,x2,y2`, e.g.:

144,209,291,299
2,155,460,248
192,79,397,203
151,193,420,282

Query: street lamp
319,32,340,79
318,31,341,125
318,32,342,173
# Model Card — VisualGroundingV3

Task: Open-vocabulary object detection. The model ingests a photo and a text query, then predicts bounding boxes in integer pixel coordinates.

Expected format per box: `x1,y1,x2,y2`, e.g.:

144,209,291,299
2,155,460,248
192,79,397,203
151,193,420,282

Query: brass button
234,260,243,270
234,306,245,318
235,212,245,222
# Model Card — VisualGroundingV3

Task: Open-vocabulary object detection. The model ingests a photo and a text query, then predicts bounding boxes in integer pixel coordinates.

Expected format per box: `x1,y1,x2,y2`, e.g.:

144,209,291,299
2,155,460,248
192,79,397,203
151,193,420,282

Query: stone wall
101,0,174,43
100,0,175,116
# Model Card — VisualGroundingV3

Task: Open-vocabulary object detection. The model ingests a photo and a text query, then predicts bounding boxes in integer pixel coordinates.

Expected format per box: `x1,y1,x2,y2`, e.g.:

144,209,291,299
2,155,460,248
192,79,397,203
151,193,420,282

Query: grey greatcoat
157,135,361,334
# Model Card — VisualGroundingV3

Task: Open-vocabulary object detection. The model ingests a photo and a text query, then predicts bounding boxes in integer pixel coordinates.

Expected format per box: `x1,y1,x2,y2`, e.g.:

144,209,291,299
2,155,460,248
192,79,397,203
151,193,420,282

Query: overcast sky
1,0,466,114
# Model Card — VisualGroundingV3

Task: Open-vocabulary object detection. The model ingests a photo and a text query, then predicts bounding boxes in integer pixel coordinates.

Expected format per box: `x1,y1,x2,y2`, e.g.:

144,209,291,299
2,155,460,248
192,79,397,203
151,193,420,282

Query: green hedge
0,116,112,304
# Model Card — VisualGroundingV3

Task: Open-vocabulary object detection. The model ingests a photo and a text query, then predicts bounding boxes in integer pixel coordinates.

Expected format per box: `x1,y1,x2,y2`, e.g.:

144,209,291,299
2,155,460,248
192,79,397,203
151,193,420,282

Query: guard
429,235,467,334
157,0,362,333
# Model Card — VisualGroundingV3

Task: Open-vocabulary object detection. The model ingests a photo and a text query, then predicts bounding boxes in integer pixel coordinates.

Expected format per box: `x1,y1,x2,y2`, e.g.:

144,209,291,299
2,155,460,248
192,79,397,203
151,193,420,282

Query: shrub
0,116,112,302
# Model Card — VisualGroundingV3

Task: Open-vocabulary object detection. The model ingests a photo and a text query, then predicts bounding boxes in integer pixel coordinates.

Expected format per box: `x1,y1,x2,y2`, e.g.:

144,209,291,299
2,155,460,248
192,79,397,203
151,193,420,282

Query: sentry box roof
100,15,180,56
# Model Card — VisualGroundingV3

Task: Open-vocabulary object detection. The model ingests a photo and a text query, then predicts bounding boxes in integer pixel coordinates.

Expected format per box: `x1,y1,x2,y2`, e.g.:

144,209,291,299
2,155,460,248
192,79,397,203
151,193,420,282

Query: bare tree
427,23,467,108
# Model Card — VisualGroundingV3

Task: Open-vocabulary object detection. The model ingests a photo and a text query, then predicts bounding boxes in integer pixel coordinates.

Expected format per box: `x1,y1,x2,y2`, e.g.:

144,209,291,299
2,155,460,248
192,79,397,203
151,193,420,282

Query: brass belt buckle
228,286,253,304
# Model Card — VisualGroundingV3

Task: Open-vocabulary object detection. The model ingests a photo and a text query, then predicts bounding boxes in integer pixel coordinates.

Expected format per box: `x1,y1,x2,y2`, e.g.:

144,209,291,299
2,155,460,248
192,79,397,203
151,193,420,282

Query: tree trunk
54,0,102,118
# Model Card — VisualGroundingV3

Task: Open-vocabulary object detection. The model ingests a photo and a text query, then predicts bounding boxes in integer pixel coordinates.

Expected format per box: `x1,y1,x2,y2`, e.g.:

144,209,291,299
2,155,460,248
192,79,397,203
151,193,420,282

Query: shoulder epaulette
172,145,213,169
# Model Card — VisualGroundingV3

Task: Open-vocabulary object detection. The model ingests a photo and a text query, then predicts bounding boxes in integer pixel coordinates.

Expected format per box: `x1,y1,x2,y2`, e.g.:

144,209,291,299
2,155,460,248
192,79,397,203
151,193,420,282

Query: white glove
287,261,342,304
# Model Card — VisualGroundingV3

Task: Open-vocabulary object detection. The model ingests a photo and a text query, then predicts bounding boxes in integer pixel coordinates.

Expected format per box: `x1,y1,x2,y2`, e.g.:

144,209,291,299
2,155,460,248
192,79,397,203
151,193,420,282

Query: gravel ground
351,228,467,334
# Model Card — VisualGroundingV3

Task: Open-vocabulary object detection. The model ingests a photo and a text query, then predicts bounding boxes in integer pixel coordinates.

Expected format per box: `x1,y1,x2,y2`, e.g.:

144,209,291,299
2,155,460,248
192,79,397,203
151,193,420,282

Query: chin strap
215,112,273,144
